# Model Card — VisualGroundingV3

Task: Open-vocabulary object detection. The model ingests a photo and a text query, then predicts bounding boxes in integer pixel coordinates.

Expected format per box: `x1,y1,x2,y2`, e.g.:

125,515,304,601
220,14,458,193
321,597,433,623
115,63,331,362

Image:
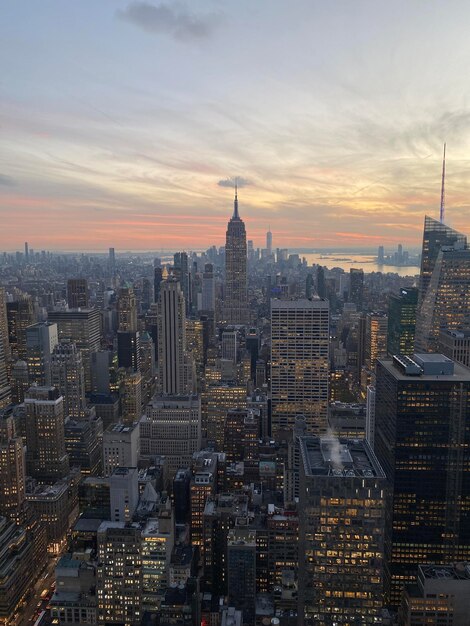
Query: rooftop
300,436,385,479
382,354,470,381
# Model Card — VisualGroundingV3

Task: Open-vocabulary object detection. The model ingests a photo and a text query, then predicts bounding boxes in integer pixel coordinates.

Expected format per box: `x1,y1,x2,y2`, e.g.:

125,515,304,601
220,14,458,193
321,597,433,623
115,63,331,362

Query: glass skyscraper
387,287,418,356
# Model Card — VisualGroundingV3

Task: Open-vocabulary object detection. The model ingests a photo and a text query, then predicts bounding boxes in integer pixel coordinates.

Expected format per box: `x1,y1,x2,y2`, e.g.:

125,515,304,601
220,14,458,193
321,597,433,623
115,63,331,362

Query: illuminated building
417,216,466,309
224,408,259,464
48,308,101,392
117,286,138,332
399,563,470,626
227,528,256,624
364,312,388,371
415,247,470,352
25,321,58,386
190,452,219,553
375,354,470,606
141,514,174,612
24,386,69,483
97,522,142,626
202,382,247,448
0,410,25,521
7,294,34,360
50,555,97,626
0,289,11,367
119,369,142,425
271,298,329,436
185,318,204,387
349,268,364,310
117,331,140,372
174,251,190,314
27,478,78,554
139,331,155,405
103,422,140,478
140,395,201,479
67,278,89,309
298,436,386,625
65,412,102,476
223,187,249,325
0,336,10,410
51,340,86,417
387,287,418,356
203,493,249,595
0,517,33,626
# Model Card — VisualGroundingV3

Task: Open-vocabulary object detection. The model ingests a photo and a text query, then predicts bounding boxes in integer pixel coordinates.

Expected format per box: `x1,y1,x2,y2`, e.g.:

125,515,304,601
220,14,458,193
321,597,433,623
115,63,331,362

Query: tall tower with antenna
440,143,446,224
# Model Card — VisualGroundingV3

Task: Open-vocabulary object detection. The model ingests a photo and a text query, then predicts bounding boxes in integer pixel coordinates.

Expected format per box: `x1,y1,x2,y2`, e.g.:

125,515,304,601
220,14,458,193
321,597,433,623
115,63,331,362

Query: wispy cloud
218,176,252,188
0,174,16,186
117,2,220,41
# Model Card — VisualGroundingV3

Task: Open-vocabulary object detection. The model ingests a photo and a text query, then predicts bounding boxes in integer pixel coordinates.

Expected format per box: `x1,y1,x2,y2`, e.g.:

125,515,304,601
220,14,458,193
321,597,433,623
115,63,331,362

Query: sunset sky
2,1,470,251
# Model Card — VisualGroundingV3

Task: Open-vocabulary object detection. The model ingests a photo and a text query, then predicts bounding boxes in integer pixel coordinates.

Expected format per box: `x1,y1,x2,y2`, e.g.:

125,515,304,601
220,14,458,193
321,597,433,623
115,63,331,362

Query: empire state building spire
233,181,239,219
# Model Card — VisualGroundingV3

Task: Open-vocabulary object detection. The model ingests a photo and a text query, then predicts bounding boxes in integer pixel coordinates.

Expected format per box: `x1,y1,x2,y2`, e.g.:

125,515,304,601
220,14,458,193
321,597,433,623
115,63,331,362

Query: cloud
218,176,252,188
117,2,219,41
0,174,16,186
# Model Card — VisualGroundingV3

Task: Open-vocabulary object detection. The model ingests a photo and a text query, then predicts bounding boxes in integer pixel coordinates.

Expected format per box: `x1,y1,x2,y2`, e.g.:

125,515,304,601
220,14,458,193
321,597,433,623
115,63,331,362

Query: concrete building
223,188,249,325
102,422,140,477
109,467,139,523
271,298,329,436
25,321,58,386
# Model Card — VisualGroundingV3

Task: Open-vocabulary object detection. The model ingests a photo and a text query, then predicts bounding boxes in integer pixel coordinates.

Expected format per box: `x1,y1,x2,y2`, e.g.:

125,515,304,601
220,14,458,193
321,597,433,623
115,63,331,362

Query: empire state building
223,186,249,325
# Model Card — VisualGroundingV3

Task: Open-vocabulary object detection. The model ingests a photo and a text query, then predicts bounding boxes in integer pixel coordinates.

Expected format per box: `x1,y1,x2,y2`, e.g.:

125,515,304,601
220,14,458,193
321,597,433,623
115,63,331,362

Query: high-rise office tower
0,409,26,520
271,298,329,436
48,308,101,392
50,341,86,418
97,522,142,626
26,321,58,386
349,268,364,309
221,329,237,363
227,528,257,624
417,216,467,309
266,228,272,255
438,329,470,368
174,252,190,314
364,312,388,371
117,331,140,371
139,331,156,405
0,334,11,410
108,247,116,276
117,286,138,332
223,187,248,325
120,369,142,425
415,245,470,352
7,294,34,360
153,265,163,305
201,263,215,313
24,386,69,483
387,287,418,356
0,287,11,366
298,436,386,625
109,467,139,523
67,278,89,309
157,278,194,395
375,353,470,606
140,395,201,478
103,422,140,477
203,382,247,449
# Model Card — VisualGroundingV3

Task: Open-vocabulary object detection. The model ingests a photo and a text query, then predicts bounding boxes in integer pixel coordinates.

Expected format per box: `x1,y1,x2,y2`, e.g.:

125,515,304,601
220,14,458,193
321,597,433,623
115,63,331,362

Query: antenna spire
233,178,239,218
440,143,446,224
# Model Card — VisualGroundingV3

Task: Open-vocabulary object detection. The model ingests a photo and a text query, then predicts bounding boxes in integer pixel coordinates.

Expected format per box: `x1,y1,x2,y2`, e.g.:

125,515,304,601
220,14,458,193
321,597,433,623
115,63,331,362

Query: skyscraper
349,268,364,310
157,278,193,395
417,216,466,309
7,294,34,360
266,227,272,255
415,245,470,352
174,252,190,314
375,353,470,606
0,409,26,520
67,279,89,309
0,288,11,367
26,321,58,386
271,298,329,436
298,436,386,625
223,187,248,325
25,386,69,483
48,308,101,392
0,334,11,410
50,340,86,418
201,263,215,313
117,286,138,332
387,287,418,356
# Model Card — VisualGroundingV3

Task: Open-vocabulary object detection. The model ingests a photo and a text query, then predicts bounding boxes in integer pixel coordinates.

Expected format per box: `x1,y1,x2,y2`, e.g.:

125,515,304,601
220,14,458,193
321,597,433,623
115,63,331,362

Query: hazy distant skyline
2,1,470,250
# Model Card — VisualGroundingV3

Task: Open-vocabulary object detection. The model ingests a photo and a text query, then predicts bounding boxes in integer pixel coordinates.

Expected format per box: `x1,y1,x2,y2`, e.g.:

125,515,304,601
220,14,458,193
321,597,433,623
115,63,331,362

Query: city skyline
3,2,470,250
